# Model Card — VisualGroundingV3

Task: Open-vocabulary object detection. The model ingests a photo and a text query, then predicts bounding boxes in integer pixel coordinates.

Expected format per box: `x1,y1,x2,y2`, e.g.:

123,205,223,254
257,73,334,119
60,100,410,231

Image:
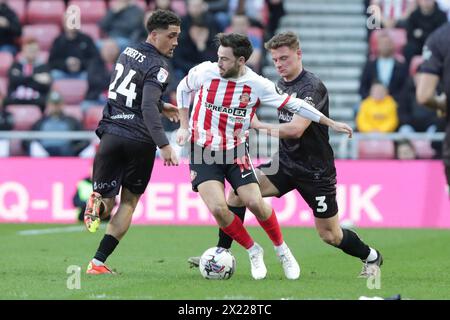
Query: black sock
445,166,450,191
217,205,246,249
94,234,119,263
337,228,370,260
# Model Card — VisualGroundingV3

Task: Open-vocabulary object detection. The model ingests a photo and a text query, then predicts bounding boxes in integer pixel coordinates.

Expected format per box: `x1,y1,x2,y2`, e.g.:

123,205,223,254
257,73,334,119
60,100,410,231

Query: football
199,247,236,280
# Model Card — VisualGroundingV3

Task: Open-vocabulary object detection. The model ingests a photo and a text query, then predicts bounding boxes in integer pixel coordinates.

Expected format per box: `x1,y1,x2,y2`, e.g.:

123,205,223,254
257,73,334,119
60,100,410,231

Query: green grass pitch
1,224,449,300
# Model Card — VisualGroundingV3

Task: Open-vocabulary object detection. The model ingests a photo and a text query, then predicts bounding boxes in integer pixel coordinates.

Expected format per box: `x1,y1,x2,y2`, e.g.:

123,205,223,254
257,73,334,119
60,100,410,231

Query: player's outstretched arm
251,114,311,139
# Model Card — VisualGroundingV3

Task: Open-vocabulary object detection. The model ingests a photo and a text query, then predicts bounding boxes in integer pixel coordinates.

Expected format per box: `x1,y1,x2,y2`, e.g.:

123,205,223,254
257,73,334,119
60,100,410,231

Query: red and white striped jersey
177,61,323,151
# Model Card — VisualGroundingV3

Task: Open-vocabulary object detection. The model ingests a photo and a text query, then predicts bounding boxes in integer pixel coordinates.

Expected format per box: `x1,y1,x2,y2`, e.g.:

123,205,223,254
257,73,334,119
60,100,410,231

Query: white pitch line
17,225,105,236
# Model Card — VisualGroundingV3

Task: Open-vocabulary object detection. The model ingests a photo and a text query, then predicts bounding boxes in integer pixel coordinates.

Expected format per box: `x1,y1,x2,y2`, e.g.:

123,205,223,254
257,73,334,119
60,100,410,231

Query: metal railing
0,131,446,159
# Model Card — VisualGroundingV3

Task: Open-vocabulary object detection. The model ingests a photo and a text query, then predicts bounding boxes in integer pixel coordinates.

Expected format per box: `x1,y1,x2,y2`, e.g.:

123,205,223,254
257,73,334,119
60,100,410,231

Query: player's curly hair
264,32,300,51
216,33,253,62
146,9,181,33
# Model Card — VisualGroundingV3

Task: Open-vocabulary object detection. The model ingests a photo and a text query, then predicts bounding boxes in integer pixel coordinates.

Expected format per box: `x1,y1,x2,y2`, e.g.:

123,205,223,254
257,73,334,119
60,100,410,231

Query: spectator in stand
265,0,285,40
398,67,446,133
99,0,145,51
0,89,14,157
28,91,87,157
4,38,51,112
0,0,22,55
204,0,230,31
357,82,399,133
370,0,417,29
82,39,120,112
173,18,217,78
395,139,418,159
229,0,266,28
181,0,220,40
403,0,447,64
360,30,408,102
49,14,100,80
436,0,450,20
227,14,262,72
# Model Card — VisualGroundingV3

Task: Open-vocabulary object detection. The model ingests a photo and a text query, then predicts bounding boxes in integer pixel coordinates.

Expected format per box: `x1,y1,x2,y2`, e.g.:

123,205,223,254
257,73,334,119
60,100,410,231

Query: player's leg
85,133,123,233
443,129,450,198
219,168,281,249
197,180,267,280
301,180,383,277
235,182,300,279
87,137,156,274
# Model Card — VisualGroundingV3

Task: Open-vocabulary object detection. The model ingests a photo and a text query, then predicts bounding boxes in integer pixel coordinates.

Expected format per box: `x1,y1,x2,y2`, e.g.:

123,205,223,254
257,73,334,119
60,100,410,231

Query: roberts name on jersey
96,42,170,144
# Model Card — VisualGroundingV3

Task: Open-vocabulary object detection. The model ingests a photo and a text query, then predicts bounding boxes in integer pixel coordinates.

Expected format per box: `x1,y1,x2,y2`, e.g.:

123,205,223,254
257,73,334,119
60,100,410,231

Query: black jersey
275,69,336,181
420,22,450,123
96,42,171,144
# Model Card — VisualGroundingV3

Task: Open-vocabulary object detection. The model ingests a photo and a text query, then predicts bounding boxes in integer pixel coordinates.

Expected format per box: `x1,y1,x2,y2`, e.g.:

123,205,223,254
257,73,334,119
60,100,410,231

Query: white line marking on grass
17,225,105,236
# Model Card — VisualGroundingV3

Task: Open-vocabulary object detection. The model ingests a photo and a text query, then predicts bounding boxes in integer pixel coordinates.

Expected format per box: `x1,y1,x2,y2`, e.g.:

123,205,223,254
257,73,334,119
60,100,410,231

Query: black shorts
258,162,338,218
189,143,258,192
93,133,156,198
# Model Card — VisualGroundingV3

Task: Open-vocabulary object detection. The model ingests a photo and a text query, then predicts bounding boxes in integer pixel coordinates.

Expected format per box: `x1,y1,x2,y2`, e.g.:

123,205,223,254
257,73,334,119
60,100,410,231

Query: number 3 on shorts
315,196,327,213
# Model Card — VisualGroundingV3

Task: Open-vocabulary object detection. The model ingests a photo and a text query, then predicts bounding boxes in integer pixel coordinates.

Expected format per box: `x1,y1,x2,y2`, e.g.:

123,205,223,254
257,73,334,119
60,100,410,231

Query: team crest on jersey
275,84,284,95
304,96,315,107
190,170,197,181
157,67,169,83
239,93,251,104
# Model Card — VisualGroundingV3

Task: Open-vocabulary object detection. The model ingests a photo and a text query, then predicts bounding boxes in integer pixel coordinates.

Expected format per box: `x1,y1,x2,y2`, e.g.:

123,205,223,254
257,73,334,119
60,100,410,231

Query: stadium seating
52,79,88,105
83,105,104,130
9,139,26,156
6,104,42,131
6,0,26,24
63,105,84,122
412,140,435,159
358,140,395,159
68,0,107,24
0,52,14,77
22,24,60,51
369,28,407,57
27,0,66,25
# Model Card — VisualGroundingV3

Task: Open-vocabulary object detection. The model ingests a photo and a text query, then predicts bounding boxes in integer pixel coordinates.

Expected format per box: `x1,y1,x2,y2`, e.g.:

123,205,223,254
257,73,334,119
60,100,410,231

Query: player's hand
160,145,179,166
176,128,190,146
161,103,179,122
250,114,261,129
330,121,353,138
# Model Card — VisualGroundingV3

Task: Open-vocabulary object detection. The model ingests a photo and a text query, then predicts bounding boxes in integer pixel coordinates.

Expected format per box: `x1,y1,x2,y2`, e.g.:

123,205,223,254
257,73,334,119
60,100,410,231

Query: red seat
6,105,42,131
83,105,104,130
68,0,107,24
369,28,407,57
27,0,66,25
0,52,14,77
409,55,424,77
22,24,60,51
358,140,395,159
52,79,88,105
0,77,8,96
6,0,26,24
412,140,435,159
79,24,101,41
9,139,26,156
63,105,84,122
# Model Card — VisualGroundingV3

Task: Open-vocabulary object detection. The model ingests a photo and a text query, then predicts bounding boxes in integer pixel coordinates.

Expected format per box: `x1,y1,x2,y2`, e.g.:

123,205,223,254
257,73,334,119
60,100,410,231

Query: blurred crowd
358,0,449,159
0,0,285,156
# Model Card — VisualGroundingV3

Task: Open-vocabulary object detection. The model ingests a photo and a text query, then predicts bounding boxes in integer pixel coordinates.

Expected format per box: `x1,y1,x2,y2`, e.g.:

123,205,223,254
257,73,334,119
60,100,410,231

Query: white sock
247,243,259,254
92,258,104,266
274,241,287,255
366,248,378,262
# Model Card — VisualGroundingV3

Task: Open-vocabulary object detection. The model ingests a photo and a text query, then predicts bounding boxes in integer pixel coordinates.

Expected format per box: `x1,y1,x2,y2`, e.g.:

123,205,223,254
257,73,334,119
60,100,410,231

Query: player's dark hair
216,33,253,62
265,31,300,51
146,9,181,33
